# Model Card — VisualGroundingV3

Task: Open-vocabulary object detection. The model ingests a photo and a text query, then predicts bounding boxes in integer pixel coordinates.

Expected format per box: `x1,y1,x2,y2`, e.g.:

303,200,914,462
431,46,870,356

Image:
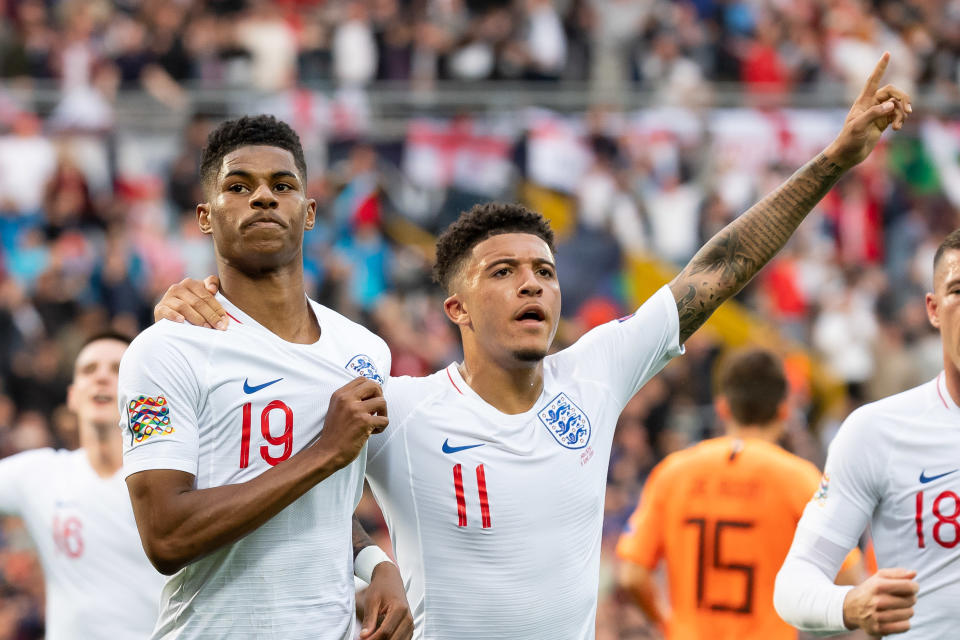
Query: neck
725,423,781,445
458,356,544,414
80,421,123,478
218,256,318,344
944,358,960,407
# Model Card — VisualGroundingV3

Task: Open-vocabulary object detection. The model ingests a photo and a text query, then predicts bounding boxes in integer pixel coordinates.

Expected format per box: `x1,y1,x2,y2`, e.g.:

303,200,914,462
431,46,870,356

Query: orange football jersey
616,436,860,640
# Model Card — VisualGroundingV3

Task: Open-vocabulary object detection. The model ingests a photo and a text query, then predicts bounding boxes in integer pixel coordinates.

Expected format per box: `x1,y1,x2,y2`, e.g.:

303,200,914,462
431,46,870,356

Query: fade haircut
717,348,787,426
199,115,307,192
433,202,556,292
933,229,960,276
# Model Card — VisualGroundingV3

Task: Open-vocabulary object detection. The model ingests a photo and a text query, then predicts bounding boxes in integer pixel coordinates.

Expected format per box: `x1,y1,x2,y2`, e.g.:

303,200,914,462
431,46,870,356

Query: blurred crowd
2,0,960,637
2,0,960,97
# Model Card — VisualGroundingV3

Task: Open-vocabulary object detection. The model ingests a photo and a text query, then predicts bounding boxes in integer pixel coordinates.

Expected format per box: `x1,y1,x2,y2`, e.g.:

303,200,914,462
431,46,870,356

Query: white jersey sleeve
774,526,855,635
118,321,205,478
551,285,683,408
0,448,54,515
796,407,884,549
775,407,883,635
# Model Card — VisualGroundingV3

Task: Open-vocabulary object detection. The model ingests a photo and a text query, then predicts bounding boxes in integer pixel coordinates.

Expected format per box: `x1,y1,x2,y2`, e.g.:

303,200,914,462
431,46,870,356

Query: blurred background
0,0,958,637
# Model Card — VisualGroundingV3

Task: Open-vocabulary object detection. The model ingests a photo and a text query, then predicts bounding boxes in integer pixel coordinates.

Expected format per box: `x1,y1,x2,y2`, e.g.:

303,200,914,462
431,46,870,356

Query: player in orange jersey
616,348,862,640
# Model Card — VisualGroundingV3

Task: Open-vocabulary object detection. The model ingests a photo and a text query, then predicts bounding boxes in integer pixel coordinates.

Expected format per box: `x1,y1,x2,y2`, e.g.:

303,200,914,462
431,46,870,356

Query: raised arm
670,52,910,343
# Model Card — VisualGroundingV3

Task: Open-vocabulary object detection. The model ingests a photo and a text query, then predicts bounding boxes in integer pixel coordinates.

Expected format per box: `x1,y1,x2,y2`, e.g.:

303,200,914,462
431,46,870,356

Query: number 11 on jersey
452,463,492,528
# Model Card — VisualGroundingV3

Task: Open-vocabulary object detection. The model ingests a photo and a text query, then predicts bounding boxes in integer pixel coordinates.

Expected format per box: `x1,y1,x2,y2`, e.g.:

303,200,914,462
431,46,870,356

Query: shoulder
124,320,215,364
384,370,449,423
0,447,60,475
838,379,936,439
751,441,821,484
313,302,386,347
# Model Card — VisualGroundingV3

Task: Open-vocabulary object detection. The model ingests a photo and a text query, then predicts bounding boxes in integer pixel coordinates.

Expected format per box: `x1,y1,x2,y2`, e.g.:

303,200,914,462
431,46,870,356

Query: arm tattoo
353,515,376,559
671,153,845,343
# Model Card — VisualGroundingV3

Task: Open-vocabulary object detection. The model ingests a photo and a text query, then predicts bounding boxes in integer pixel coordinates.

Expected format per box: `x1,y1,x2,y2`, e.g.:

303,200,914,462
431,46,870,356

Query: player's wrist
355,545,394,584
840,587,861,630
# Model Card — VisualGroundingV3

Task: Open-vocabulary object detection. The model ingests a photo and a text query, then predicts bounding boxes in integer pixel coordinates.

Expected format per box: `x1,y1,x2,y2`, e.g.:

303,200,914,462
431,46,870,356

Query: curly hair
199,115,307,191
433,202,556,291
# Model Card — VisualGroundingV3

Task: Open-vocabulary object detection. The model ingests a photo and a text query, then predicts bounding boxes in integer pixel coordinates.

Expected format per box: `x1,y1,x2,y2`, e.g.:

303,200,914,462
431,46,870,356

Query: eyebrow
486,257,556,270
223,170,300,183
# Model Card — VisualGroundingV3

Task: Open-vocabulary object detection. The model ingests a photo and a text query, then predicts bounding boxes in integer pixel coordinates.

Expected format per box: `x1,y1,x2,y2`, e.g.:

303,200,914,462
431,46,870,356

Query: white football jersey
365,285,683,639
0,448,165,639
119,294,390,640
797,373,960,638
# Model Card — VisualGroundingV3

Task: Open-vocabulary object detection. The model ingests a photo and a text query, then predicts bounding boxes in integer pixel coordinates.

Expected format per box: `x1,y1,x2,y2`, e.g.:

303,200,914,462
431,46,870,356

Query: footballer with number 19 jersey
365,285,683,639
118,294,390,640
777,373,960,637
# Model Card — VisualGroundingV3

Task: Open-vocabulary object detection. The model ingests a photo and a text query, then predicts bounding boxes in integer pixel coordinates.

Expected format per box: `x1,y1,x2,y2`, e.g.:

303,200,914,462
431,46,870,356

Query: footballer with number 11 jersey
365,285,682,639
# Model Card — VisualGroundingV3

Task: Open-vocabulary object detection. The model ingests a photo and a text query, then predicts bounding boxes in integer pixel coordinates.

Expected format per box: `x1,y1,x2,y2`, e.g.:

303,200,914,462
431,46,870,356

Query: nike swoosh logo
442,439,485,454
243,377,283,394
919,469,959,484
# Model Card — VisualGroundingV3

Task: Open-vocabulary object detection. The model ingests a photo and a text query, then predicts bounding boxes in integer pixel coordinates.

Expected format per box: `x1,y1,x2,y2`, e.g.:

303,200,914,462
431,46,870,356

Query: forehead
467,232,554,267
75,339,127,371
218,145,301,182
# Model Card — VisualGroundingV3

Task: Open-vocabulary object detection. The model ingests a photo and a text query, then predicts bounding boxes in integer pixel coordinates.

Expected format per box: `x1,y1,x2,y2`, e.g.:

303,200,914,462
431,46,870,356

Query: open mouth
92,393,114,405
515,306,546,323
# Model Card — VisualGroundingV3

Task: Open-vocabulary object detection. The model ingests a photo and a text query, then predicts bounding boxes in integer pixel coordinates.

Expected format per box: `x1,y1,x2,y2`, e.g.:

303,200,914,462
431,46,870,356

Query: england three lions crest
538,393,591,449
346,354,384,384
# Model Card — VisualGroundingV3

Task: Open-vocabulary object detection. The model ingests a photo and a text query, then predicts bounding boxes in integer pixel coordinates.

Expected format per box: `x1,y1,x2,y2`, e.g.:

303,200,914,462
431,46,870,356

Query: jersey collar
936,371,960,413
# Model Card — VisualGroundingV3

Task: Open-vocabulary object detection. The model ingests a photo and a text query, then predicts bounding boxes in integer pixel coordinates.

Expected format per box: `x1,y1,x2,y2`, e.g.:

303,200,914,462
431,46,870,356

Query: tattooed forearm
670,153,845,343
353,515,376,559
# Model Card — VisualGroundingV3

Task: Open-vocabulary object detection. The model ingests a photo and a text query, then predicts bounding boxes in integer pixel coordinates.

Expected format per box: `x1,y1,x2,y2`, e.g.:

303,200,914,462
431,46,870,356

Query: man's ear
714,396,731,421
926,292,941,330
444,293,470,327
304,198,316,231
197,203,212,235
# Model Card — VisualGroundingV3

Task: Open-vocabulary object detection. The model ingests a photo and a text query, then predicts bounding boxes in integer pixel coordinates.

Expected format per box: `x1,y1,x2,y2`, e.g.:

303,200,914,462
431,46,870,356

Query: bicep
125,469,197,536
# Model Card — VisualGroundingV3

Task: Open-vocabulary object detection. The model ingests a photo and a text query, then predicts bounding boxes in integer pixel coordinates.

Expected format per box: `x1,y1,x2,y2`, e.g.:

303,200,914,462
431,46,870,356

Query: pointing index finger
860,51,891,100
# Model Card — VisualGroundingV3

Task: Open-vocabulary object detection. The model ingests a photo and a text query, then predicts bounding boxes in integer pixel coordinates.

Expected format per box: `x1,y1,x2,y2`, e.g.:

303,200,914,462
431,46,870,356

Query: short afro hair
433,202,556,291
199,115,307,191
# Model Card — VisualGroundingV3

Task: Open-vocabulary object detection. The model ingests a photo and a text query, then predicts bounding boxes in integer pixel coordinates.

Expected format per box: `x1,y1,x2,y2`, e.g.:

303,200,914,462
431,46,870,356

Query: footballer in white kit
776,228,960,638
0,333,164,640
365,285,682,638
119,294,391,639
155,68,911,639
0,448,165,639
776,374,960,638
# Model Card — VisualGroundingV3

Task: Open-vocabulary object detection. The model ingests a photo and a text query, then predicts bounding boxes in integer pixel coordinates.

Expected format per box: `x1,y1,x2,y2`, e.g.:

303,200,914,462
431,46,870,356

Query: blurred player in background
775,229,960,638
120,116,411,639
0,332,164,639
157,55,909,639
616,348,863,639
